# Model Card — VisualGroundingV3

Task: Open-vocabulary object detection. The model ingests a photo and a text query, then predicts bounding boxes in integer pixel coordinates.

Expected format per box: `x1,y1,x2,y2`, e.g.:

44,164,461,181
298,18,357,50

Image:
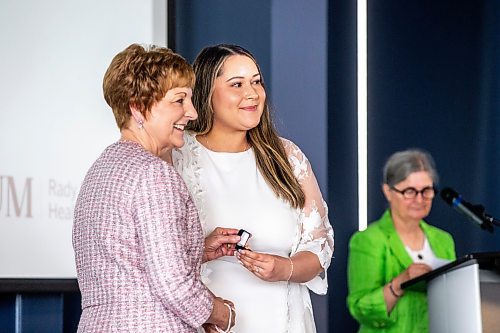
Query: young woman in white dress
172,44,334,333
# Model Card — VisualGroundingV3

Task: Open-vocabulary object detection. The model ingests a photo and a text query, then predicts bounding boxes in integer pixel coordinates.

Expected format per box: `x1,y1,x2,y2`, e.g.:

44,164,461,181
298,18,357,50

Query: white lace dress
173,133,334,333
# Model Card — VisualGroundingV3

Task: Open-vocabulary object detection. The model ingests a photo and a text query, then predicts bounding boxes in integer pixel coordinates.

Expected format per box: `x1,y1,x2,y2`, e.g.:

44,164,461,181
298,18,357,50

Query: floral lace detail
281,138,310,183
172,133,211,283
281,137,334,294
280,137,334,332
292,200,334,295
173,133,206,227
297,201,334,264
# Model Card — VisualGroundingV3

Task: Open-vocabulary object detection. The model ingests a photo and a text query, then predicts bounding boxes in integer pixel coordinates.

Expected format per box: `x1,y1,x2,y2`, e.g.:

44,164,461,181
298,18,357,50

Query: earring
138,120,144,129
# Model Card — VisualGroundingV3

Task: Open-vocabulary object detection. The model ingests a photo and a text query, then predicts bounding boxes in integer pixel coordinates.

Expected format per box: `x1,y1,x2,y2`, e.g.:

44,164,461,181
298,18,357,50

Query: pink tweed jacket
73,141,213,332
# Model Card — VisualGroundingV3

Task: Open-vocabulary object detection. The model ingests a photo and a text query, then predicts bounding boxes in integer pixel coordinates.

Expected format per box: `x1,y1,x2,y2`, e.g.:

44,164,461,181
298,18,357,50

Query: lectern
402,252,500,333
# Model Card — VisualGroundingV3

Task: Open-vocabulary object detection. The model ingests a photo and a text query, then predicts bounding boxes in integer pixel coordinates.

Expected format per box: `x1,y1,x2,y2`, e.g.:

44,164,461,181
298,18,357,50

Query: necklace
199,134,250,153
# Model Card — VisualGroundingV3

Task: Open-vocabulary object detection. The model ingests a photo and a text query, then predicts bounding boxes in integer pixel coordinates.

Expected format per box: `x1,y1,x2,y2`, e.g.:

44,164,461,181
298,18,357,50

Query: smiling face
210,55,266,133
145,86,197,151
383,171,435,224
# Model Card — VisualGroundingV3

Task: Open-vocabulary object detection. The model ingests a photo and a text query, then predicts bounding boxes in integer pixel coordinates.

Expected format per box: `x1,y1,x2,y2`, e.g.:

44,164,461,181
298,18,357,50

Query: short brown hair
103,44,195,129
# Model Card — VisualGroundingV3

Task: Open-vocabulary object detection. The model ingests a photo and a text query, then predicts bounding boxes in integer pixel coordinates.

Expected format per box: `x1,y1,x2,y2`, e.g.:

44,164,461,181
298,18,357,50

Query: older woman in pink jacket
73,44,238,332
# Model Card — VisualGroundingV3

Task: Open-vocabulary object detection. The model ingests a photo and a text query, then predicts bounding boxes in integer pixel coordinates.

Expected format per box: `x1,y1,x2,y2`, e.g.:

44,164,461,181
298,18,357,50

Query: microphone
440,187,494,233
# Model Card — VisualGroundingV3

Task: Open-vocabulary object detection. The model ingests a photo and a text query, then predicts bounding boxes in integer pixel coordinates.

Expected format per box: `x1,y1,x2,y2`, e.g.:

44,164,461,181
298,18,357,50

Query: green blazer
347,210,456,333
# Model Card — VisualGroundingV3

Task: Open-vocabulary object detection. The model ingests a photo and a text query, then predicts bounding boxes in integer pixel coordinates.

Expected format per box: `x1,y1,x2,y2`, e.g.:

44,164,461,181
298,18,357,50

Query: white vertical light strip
357,0,368,231
15,294,22,332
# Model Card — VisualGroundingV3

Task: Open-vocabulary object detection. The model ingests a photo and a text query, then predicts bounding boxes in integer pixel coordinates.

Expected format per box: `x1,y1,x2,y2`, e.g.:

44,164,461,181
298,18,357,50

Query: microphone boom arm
440,187,497,233
468,203,495,233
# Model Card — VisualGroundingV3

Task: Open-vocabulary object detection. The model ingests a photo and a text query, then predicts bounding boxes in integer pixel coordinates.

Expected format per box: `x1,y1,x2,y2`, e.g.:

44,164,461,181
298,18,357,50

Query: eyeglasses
390,186,437,200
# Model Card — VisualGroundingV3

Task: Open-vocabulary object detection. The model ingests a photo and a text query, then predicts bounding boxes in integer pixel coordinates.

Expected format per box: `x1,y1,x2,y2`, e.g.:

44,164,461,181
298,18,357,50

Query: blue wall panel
270,2,329,332
19,294,63,333
62,293,81,333
0,290,80,333
175,0,271,80
0,294,16,332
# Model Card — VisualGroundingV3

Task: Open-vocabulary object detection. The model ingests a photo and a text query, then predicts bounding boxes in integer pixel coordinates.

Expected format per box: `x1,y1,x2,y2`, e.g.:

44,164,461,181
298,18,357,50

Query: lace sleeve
282,138,334,295
172,133,213,284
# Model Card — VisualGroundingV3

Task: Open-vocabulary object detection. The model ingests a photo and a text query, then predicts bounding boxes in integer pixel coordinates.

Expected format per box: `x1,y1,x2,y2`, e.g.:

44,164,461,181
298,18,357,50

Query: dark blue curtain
472,0,500,251
328,0,359,332
368,0,500,260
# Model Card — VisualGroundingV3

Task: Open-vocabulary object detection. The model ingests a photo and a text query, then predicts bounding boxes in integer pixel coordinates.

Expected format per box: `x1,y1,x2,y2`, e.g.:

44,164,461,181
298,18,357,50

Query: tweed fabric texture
73,140,213,332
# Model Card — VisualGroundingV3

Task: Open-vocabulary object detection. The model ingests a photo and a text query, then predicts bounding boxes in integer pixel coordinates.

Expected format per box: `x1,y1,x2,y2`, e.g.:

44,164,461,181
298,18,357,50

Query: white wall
0,0,166,278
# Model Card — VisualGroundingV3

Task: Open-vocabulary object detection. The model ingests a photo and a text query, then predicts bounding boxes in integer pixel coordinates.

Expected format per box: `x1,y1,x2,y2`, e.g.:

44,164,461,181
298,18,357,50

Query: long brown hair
188,44,305,209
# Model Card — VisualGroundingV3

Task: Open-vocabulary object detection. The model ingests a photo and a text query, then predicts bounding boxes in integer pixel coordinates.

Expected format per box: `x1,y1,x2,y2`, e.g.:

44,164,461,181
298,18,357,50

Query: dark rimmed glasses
390,186,437,200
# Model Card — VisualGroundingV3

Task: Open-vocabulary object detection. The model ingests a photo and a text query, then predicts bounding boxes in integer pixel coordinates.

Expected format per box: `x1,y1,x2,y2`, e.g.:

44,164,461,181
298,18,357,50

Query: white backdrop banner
0,0,167,278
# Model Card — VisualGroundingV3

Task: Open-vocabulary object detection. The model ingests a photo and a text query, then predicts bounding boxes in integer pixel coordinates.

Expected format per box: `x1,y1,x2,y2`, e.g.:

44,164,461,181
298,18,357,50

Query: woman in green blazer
347,149,456,333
